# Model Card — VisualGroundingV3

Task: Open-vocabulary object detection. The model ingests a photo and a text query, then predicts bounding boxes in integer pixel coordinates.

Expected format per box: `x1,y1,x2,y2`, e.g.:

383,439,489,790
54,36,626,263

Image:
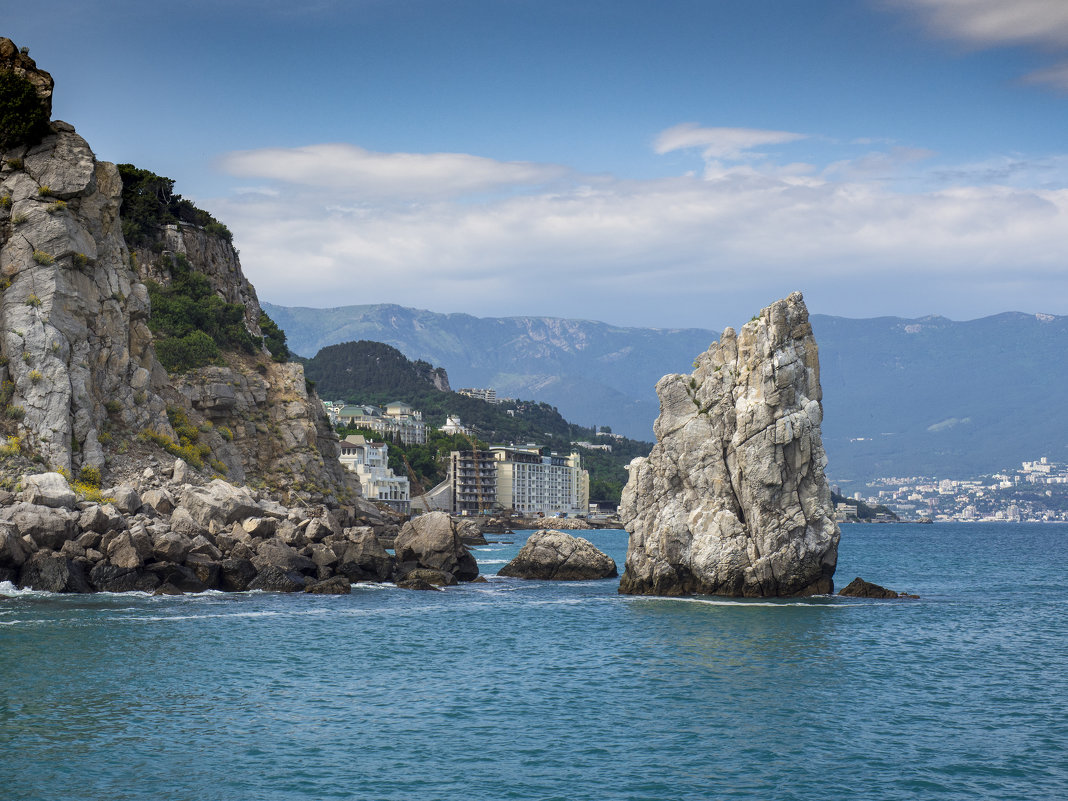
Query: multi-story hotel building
491,446,589,517
339,435,411,513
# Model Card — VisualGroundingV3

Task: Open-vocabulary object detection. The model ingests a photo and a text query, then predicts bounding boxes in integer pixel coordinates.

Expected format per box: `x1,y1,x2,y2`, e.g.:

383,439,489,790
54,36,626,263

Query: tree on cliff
0,71,50,151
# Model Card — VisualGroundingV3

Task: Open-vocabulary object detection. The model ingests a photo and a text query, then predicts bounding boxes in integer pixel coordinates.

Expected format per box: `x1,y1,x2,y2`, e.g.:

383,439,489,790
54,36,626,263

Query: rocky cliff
618,292,839,597
0,38,360,509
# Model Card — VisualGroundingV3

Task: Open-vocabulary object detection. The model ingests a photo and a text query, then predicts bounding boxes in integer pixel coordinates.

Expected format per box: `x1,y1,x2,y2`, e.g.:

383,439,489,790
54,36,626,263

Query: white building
336,402,427,445
457,387,499,404
491,446,589,518
440,414,472,437
339,434,410,513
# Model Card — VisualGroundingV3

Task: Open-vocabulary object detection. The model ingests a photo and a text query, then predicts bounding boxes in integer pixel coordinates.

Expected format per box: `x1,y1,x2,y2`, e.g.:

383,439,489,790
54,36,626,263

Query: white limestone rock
619,292,839,597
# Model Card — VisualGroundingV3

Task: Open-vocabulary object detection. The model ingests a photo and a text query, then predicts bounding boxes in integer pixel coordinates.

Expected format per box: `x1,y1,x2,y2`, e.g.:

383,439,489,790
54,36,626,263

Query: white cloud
653,123,807,161
1023,60,1068,90
890,0,1068,48
212,135,1068,328
219,143,568,200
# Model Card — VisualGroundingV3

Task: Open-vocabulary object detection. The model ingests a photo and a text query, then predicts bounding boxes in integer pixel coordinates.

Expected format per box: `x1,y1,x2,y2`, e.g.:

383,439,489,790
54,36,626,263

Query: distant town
836,457,1068,523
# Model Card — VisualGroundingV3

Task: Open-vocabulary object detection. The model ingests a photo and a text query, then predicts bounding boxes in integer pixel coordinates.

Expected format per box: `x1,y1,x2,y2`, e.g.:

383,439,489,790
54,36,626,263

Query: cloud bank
210,125,1068,328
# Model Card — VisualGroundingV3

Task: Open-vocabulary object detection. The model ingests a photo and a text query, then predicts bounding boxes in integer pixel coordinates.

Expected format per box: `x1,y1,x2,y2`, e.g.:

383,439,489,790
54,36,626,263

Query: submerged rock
619,293,839,598
498,530,617,581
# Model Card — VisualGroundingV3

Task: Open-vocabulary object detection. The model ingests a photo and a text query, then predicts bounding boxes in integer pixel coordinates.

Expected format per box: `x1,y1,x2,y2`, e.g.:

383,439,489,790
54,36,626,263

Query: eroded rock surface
498,530,617,581
619,292,839,597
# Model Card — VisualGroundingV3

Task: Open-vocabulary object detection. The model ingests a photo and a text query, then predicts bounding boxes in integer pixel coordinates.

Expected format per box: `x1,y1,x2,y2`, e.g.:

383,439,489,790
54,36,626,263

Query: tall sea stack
618,292,839,597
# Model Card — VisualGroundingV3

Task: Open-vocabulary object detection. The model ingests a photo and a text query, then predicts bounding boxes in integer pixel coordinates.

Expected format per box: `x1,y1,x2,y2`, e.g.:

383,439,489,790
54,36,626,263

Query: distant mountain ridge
263,301,1068,484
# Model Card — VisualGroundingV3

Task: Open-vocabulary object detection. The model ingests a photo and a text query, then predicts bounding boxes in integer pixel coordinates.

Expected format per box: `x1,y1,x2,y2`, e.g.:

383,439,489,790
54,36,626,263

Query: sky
6,0,1068,329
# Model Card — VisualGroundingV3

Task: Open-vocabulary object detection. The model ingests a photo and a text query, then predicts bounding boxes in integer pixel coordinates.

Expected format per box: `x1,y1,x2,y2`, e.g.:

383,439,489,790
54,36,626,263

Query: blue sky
7,0,1068,328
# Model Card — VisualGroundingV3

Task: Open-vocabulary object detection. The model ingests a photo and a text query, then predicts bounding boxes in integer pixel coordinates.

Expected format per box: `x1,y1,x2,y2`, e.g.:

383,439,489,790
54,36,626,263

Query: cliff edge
0,38,363,510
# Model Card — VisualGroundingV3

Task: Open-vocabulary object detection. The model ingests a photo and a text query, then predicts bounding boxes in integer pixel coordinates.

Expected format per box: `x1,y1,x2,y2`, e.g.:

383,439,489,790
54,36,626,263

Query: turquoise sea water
2,523,1067,801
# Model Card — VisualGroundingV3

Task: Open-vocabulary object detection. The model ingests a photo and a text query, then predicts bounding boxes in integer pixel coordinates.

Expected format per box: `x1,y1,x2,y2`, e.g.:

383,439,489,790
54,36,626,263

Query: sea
1,522,1066,801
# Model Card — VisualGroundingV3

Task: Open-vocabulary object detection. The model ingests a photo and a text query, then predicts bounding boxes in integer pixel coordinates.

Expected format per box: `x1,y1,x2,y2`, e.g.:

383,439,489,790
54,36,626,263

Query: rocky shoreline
0,467,490,595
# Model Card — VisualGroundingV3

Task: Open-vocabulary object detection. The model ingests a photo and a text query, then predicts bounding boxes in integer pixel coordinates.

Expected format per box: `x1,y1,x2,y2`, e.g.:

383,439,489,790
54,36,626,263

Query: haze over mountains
264,302,1068,486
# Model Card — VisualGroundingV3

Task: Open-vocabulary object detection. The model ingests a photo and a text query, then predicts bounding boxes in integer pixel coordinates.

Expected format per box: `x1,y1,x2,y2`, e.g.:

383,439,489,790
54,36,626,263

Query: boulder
253,538,316,575
106,532,143,570
179,480,261,528
399,567,457,586
89,563,158,593
0,524,27,569
151,530,192,563
185,554,222,589
619,293,839,598
335,527,395,582
109,485,142,515
498,530,617,581
242,516,276,538
304,576,351,594
393,511,478,582
18,551,92,593
78,504,124,534
0,503,78,550
456,518,488,545
169,507,205,538
248,565,306,593
838,577,917,599
141,488,175,515
219,557,257,592
21,472,77,509
146,562,206,593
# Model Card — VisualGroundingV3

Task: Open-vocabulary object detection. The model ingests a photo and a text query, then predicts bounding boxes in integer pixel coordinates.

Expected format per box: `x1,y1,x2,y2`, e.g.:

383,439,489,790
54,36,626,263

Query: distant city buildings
844,455,1068,522
439,414,473,437
339,434,410,513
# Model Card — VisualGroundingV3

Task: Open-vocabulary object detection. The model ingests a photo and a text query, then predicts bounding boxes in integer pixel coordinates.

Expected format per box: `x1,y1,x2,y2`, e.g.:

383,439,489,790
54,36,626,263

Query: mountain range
262,302,1068,486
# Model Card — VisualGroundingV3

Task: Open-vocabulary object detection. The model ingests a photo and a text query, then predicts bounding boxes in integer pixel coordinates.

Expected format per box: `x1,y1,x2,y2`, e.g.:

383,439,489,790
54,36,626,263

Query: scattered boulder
455,518,487,546
838,577,918,599
619,293,839,598
89,563,158,593
1,503,78,550
399,567,458,586
498,531,617,581
253,538,316,576
219,558,257,592
335,527,394,582
146,563,206,593
18,551,92,593
141,488,175,515
304,576,351,594
179,480,261,528
21,473,76,510
248,565,306,593
79,504,124,534
152,531,192,564
394,511,478,582
0,525,28,569
109,485,142,515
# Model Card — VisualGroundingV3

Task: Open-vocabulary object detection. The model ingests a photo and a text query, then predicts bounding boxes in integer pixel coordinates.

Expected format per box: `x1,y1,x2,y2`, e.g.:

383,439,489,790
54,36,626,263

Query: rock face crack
618,292,839,598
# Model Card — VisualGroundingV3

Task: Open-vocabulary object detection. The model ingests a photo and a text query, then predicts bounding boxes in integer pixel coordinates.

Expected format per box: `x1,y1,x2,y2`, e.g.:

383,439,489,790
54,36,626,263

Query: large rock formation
0,37,360,508
619,292,839,597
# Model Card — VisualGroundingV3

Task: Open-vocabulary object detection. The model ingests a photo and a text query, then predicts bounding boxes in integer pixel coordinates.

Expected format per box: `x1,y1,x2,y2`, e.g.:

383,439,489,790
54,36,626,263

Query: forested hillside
303,340,651,502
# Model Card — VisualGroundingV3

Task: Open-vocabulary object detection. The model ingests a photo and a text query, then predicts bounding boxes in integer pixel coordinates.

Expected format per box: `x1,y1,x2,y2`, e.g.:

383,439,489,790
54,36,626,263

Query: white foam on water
629,595,855,609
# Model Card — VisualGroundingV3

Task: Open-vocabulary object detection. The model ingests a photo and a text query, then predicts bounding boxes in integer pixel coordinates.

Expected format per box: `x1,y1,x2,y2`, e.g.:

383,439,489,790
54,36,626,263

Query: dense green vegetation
339,426,483,491
146,254,256,372
117,164,232,247
259,312,290,362
0,71,50,152
311,340,651,502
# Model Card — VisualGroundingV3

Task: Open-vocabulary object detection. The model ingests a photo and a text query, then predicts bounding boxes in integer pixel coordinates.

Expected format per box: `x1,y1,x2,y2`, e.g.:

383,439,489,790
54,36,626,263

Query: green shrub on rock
0,71,50,151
